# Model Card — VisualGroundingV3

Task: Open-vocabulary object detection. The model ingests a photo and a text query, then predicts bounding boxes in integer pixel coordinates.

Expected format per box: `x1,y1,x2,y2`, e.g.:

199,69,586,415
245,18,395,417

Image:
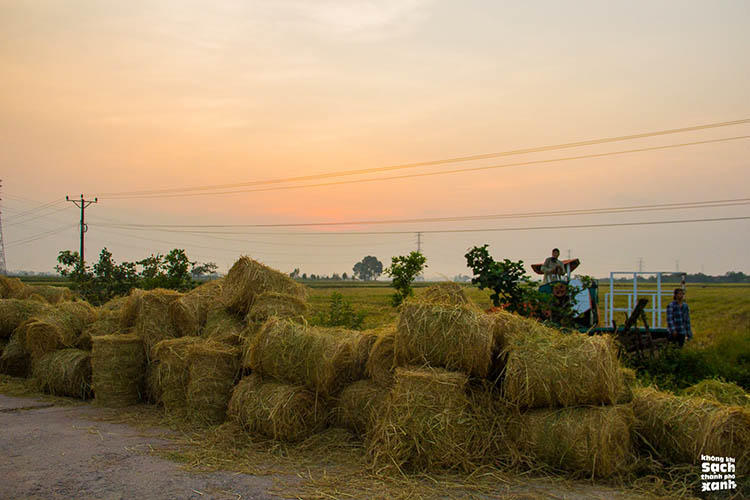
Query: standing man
541,248,565,283
667,288,692,347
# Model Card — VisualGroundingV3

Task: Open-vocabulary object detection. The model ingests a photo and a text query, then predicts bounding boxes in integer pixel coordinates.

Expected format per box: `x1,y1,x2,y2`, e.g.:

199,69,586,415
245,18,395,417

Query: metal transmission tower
0,181,6,275
416,232,422,253
66,194,97,268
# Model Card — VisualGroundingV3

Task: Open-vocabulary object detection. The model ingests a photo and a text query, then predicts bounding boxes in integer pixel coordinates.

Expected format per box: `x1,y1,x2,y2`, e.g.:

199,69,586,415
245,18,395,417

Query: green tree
353,255,383,281
385,251,427,306
465,245,535,313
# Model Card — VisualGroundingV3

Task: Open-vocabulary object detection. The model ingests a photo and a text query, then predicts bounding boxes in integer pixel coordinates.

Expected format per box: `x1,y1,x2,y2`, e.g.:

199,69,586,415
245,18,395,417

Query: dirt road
1,394,649,500
0,395,284,499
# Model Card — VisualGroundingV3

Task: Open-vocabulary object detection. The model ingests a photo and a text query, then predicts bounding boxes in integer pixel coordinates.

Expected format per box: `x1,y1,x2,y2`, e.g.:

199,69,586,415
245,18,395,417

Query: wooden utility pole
66,194,97,269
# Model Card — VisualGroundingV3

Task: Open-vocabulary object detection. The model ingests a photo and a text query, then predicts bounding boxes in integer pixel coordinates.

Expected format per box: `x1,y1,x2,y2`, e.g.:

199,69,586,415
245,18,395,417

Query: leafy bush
385,251,427,306
311,292,366,330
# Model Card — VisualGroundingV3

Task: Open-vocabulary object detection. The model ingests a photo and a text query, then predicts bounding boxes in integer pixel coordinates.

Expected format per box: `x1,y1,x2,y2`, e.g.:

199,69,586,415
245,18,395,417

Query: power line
96,197,750,229
95,118,750,198
100,135,749,199
95,216,750,237
5,224,78,249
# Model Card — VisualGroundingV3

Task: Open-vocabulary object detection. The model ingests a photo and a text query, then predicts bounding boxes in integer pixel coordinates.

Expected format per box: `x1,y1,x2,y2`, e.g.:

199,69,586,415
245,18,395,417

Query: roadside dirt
1,394,649,500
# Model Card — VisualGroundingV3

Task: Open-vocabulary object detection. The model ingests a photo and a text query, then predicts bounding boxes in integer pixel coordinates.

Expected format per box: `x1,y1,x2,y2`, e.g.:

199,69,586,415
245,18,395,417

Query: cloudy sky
1,0,748,278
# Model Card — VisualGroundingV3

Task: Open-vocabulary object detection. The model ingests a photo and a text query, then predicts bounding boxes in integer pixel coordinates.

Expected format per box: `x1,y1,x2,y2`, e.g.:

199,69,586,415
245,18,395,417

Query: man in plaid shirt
667,288,692,347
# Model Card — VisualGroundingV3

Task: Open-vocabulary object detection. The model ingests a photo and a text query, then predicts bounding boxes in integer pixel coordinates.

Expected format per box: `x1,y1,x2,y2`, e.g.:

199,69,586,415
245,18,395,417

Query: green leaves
385,251,427,306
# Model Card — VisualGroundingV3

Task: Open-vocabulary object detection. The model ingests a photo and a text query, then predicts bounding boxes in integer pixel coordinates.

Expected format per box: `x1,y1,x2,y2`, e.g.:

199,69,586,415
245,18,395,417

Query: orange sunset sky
1,1,748,278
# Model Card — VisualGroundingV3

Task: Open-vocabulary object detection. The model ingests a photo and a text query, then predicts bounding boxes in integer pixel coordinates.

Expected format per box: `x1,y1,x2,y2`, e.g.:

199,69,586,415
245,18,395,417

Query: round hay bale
353,330,380,379
365,329,396,387
150,336,202,415
21,301,98,360
632,387,750,468
394,301,494,378
617,367,637,404
127,289,183,360
221,256,306,316
185,340,241,426
682,379,750,407
121,289,144,328
515,405,634,478
32,348,92,399
0,276,26,299
85,310,125,338
169,279,224,337
330,379,387,438
91,334,145,407
420,283,469,305
247,291,308,323
501,329,623,409
368,367,474,473
0,333,30,377
18,285,74,304
0,299,49,339
247,317,360,397
227,373,326,442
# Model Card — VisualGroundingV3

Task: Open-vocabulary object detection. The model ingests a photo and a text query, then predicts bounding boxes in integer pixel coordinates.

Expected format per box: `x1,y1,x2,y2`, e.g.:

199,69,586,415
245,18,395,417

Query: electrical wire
99,136,750,199
94,118,750,198
96,197,750,229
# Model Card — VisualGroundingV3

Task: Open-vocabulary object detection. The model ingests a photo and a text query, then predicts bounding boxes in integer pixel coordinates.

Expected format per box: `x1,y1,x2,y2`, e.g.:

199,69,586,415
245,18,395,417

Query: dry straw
247,291,308,323
394,300,494,378
617,367,637,404
365,329,396,387
169,278,224,337
0,299,49,339
21,301,97,360
202,308,246,346
0,276,26,299
368,367,475,473
248,317,360,397
124,288,183,359
632,387,750,468
228,373,326,442
501,329,623,409
514,405,634,478
150,336,202,415
18,285,74,304
419,282,469,305
0,332,30,377
681,379,750,407
221,256,306,316
91,334,145,407
32,348,92,399
330,379,388,438
185,339,241,426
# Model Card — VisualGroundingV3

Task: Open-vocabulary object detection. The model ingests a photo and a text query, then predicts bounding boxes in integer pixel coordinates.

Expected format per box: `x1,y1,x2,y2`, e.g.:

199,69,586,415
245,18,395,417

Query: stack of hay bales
247,317,361,396
169,279,225,337
500,327,633,478
632,387,750,472
122,288,183,359
0,299,49,338
367,287,501,472
20,301,97,361
150,337,202,415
